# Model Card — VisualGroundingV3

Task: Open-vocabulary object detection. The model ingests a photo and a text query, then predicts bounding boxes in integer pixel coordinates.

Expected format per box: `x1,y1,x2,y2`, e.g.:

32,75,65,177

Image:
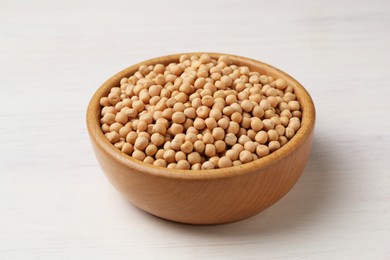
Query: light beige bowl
87,53,316,224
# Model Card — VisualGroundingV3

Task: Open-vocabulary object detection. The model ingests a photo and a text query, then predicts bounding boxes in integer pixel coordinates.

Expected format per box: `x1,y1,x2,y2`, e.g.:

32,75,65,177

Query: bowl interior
86,53,315,180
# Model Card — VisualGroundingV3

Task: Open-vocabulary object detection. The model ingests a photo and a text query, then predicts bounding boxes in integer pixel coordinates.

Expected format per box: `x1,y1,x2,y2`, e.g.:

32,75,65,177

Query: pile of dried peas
100,54,302,170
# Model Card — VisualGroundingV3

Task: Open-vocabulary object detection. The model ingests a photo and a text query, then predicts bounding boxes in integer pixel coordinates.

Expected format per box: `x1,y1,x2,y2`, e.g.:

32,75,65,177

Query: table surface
1,0,389,259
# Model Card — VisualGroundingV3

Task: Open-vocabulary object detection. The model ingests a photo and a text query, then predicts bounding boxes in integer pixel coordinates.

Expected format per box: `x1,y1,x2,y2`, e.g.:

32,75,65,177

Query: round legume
100,54,302,169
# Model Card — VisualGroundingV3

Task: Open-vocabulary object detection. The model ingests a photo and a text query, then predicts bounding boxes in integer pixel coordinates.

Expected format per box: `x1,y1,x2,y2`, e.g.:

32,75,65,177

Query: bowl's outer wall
87,53,316,224
91,131,313,224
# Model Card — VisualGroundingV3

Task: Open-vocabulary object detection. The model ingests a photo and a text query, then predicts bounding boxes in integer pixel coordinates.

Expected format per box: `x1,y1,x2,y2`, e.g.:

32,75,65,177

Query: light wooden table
1,0,389,259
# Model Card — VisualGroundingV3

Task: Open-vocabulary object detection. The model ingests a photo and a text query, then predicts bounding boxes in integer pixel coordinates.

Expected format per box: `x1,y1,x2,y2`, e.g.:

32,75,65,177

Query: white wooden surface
1,0,389,259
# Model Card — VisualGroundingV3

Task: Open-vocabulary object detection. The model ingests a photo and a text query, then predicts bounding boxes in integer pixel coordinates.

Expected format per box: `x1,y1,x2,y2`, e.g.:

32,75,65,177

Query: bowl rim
86,52,316,180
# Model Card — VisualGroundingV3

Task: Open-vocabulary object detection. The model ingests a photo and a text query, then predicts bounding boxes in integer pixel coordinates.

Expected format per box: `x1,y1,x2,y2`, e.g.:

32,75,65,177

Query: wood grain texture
1,0,390,259
87,53,315,224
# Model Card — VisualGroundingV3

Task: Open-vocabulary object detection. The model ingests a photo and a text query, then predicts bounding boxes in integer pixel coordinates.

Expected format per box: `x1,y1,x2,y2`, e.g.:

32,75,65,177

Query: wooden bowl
86,53,316,225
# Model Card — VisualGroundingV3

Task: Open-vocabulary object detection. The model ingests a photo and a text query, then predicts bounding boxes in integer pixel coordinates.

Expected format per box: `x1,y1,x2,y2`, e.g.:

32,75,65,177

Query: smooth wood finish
86,53,316,224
